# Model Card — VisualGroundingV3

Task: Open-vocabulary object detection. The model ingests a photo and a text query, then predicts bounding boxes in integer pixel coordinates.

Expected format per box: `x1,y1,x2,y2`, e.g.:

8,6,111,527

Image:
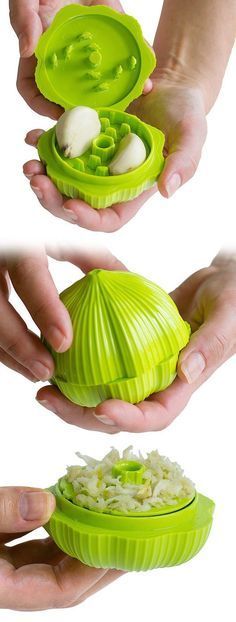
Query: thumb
158,114,207,198
9,1,42,57
177,306,236,384
0,487,55,534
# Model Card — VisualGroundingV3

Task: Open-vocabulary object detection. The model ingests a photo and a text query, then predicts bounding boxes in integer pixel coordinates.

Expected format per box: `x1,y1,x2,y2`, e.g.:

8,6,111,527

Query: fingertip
51,106,64,121
95,399,137,430
158,168,182,198
25,129,44,146
23,162,32,179
44,491,56,518
45,322,73,354
95,399,124,418
93,414,118,427
177,363,190,383
64,200,102,231
36,386,47,402
19,489,56,524
142,78,153,95
177,351,206,384
23,160,45,178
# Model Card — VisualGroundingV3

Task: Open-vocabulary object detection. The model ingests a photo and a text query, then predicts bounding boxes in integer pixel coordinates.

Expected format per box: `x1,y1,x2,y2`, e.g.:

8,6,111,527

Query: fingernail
165,173,181,197
143,78,153,95
31,185,43,200
29,360,52,381
37,399,58,415
180,352,206,383
63,206,78,222
94,414,115,426
19,34,28,57
19,491,55,521
47,326,68,353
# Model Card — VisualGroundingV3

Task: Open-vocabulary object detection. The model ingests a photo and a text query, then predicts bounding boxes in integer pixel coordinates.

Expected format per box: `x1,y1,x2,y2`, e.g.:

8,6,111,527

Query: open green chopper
35,4,165,209
46,447,215,572
45,269,191,407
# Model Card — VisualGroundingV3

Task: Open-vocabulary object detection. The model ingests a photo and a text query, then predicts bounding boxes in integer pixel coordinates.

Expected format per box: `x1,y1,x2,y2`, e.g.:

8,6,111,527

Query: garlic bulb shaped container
46,270,190,407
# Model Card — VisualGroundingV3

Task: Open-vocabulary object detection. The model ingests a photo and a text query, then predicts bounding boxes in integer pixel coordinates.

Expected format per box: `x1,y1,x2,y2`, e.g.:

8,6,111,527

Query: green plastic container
45,456,214,572
45,269,190,407
35,5,165,208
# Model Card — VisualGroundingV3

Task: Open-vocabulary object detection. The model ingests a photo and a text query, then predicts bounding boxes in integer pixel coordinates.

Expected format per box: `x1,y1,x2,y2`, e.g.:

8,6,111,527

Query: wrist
153,0,236,115
152,63,210,114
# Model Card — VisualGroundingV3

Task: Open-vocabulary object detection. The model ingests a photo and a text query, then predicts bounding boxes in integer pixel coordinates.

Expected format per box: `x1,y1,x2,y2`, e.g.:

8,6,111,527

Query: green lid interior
35,4,156,111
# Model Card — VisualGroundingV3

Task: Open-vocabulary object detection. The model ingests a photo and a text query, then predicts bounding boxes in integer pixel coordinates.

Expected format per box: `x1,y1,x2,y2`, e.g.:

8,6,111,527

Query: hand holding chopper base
35,5,165,208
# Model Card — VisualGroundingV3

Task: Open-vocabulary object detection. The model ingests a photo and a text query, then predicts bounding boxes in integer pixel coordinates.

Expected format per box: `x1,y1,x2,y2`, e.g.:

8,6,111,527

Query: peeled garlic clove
56,106,101,159
109,133,146,175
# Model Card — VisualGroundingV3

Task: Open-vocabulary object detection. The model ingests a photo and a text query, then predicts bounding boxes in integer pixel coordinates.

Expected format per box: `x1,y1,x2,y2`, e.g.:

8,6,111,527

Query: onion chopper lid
35,4,156,111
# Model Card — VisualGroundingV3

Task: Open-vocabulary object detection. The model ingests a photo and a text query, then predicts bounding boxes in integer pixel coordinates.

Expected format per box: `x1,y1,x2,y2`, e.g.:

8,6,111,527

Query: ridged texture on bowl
37,108,165,209
48,173,157,209
45,491,214,572
48,519,212,571
47,270,190,406
55,354,178,407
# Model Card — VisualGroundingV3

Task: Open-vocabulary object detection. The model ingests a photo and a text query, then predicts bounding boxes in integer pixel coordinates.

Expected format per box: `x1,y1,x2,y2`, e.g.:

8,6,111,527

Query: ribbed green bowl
45,270,190,407
45,484,214,572
38,109,164,209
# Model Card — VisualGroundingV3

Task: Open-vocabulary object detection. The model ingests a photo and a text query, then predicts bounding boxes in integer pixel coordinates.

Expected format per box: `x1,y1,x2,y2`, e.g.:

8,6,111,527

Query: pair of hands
0,486,121,610
1,249,236,433
9,1,207,231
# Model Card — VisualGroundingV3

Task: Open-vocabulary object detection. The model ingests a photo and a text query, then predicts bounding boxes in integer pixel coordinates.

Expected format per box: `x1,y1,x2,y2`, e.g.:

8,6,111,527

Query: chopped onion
60,447,195,514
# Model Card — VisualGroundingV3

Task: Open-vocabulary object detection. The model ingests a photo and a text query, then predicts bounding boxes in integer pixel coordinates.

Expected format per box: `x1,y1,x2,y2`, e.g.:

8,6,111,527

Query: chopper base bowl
45,485,214,572
38,108,165,209
52,353,178,407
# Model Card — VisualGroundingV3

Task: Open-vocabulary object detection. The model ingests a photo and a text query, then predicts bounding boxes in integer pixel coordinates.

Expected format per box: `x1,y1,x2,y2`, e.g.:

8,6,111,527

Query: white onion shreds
62,447,195,514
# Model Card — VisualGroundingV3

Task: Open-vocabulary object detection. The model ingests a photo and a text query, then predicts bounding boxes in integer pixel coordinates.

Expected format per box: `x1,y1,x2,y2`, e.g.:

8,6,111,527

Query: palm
129,79,207,197
0,533,119,609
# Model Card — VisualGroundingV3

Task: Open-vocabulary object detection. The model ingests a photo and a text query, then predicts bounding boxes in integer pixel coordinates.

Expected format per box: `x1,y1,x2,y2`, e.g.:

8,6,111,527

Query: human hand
23,128,156,231
36,251,236,433
0,486,121,610
0,248,124,399
128,76,207,198
9,0,125,119
22,79,206,230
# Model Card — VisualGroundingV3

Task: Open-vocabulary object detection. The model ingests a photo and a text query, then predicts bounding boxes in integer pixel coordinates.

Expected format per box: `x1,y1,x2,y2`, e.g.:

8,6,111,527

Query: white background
0,0,236,620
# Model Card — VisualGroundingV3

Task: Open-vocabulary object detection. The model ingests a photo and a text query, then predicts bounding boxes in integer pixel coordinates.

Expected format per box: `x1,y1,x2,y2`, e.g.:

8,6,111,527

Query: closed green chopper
45,269,191,407
35,4,165,209
46,447,214,572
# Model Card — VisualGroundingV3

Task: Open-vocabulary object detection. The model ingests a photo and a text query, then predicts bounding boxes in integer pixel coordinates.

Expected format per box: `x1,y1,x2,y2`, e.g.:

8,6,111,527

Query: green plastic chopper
45,269,191,407
35,4,165,209
45,448,215,572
